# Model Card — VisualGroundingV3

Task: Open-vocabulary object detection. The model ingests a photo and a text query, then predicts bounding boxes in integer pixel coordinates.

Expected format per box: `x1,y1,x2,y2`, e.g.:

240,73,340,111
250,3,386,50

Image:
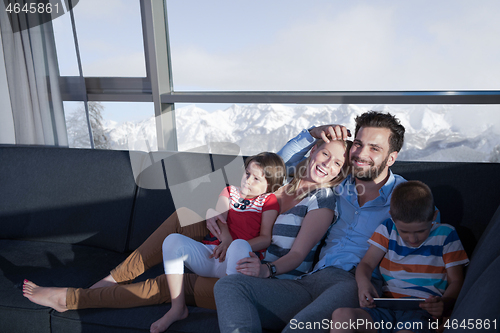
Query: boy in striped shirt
331,181,469,333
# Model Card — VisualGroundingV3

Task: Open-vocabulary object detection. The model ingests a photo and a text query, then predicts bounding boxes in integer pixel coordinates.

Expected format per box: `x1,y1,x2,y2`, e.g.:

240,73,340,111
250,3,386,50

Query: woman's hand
236,252,268,278
205,208,226,240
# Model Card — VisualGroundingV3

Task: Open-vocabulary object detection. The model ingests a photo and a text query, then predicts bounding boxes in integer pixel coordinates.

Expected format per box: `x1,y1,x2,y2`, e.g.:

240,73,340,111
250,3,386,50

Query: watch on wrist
266,262,277,278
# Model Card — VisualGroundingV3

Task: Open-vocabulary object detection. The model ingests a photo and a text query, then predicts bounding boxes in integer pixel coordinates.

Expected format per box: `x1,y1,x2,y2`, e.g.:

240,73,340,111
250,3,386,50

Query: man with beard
214,111,417,333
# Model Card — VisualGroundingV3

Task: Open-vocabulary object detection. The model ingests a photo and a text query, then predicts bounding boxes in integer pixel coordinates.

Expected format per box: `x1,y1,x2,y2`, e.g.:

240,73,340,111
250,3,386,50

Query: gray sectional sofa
1,145,499,333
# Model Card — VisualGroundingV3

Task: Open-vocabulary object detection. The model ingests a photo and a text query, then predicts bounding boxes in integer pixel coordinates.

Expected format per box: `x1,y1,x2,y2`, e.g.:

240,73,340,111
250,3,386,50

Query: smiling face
350,127,397,182
240,161,268,198
307,140,347,185
393,219,433,248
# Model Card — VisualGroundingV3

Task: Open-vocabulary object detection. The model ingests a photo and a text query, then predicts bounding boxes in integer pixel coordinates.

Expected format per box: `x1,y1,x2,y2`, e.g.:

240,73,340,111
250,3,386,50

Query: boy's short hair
354,111,405,153
390,180,435,223
244,152,285,193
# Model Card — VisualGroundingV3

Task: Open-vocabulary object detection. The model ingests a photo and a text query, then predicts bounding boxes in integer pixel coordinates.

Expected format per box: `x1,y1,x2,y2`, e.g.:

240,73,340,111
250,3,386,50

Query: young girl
149,152,285,332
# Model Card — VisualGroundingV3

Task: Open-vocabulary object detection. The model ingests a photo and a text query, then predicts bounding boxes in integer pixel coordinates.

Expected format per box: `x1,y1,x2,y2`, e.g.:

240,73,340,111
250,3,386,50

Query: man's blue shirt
315,171,406,271
277,129,407,272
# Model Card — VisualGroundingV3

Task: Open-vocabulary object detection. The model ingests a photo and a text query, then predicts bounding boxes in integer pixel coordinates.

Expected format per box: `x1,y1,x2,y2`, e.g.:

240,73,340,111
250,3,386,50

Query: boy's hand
358,281,379,308
420,296,444,318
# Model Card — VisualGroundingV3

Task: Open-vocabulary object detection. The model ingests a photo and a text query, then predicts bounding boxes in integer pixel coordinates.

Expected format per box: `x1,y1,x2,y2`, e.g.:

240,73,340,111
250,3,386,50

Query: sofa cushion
0,146,137,252
445,256,500,332
50,263,219,333
452,205,500,310
0,239,127,333
51,303,218,333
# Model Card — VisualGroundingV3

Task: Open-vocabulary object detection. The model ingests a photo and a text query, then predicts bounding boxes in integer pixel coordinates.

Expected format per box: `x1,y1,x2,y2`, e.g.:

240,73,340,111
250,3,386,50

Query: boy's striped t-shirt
368,220,469,299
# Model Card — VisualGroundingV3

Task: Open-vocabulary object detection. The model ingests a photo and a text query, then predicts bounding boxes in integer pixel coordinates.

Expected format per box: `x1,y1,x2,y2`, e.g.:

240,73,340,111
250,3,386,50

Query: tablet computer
373,298,425,311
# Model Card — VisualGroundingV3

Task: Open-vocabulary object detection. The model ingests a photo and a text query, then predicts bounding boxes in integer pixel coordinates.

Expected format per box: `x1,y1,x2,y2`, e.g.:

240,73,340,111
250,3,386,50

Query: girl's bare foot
22,280,68,312
90,274,117,289
150,305,189,333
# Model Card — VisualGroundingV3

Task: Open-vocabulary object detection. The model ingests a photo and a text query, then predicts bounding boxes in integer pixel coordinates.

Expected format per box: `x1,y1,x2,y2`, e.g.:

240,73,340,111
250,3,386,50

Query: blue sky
166,0,500,91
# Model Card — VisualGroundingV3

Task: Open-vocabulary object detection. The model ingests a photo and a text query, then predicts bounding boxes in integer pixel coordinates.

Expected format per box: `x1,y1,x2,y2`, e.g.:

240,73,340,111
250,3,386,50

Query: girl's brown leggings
66,207,218,310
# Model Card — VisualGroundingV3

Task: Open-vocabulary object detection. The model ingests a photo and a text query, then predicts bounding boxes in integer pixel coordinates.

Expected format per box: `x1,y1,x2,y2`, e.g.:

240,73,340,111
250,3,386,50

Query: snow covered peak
96,104,500,163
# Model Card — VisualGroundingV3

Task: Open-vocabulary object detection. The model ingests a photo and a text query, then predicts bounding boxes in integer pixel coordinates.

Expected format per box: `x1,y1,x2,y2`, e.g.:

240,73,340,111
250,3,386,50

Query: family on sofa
19,111,486,333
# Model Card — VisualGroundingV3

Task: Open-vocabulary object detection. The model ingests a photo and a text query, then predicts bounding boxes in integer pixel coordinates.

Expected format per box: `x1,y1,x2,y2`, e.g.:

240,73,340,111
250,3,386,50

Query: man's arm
277,129,316,172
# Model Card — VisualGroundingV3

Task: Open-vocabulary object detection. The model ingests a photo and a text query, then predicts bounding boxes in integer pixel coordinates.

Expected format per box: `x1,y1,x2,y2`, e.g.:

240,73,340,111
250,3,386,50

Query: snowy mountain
99,104,500,163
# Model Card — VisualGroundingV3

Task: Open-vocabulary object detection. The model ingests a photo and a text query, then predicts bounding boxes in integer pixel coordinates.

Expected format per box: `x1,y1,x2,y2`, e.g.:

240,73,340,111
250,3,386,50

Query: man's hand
309,125,351,142
206,208,226,240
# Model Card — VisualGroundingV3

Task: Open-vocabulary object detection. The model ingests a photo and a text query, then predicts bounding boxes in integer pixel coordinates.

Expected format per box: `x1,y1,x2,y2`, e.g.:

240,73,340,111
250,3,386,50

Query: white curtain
0,3,68,146
0,31,15,144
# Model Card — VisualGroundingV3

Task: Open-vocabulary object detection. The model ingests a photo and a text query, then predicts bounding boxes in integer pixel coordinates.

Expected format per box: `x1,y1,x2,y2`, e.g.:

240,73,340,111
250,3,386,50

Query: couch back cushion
445,205,500,331
0,146,136,252
391,161,500,256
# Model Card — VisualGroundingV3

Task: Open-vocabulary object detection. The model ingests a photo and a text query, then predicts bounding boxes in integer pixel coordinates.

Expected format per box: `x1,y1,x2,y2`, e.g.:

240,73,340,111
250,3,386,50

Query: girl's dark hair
244,152,286,193
390,181,435,223
354,111,405,153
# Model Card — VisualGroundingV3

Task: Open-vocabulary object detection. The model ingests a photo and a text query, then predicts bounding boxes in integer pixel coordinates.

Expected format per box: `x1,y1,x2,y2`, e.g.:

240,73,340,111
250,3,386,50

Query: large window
166,0,500,91
65,101,155,150
3,0,499,163
51,0,150,150
170,103,500,162
53,0,146,77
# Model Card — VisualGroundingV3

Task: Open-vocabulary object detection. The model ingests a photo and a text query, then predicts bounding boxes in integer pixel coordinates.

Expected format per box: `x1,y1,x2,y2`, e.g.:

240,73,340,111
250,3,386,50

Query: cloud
73,0,130,21
170,1,500,91
82,52,146,77
54,0,145,76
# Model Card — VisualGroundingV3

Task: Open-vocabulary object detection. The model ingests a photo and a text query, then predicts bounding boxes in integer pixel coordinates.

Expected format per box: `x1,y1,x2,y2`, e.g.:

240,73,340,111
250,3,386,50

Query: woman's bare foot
150,305,189,333
90,274,117,289
22,280,68,312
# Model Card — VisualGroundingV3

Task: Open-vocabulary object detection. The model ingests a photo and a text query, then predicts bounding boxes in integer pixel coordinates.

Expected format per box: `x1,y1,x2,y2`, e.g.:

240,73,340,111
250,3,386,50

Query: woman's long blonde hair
286,140,352,200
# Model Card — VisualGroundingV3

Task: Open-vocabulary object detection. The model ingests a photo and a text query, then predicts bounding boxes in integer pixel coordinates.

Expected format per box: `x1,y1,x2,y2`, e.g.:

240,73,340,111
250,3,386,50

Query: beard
352,154,390,181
